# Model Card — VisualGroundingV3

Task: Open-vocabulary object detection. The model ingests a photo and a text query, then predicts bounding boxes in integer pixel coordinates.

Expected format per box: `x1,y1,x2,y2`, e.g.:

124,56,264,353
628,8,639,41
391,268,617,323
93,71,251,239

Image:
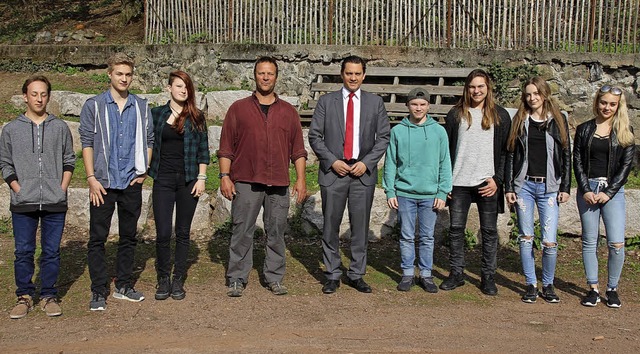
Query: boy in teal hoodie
383,88,452,292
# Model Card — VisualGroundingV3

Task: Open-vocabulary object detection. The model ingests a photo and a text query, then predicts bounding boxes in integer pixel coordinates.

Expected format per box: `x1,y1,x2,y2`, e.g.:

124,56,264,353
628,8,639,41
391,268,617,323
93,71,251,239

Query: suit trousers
227,182,289,284
321,175,375,281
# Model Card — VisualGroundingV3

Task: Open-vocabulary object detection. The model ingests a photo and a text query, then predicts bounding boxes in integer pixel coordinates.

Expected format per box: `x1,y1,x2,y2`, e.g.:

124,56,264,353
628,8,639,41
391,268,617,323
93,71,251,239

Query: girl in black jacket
573,85,635,308
505,77,571,304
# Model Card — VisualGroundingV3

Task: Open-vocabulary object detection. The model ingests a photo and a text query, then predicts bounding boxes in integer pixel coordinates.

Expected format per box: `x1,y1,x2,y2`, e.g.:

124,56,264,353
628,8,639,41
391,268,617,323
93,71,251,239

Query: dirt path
1,281,639,353
1,229,640,353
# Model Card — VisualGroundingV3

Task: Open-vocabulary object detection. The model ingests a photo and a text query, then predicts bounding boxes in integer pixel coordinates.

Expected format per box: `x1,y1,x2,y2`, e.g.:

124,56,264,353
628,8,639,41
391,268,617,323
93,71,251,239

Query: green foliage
159,30,176,45
214,219,233,239
0,217,12,234
485,62,541,105
89,73,110,84
187,32,210,44
625,234,640,250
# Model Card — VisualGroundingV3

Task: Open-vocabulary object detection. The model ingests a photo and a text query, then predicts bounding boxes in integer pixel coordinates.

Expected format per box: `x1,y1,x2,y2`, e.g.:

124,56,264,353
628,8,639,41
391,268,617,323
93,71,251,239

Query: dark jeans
87,183,142,295
448,184,498,276
152,172,198,280
12,211,66,298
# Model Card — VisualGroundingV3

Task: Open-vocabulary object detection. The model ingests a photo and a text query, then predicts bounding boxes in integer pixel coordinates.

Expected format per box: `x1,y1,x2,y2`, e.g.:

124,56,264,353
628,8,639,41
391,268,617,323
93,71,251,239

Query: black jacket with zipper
505,114,572,194
573,119,635,198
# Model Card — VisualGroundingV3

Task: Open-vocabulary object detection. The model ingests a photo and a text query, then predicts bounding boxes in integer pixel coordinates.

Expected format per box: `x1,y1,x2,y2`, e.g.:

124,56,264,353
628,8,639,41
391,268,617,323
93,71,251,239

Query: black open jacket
573,119,635,198
444,105,512,213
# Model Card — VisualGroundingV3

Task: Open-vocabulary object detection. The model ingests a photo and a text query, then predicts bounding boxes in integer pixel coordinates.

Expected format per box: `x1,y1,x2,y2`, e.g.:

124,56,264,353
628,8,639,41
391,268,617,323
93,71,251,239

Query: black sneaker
605,289,621,308
418,276,438,293
171,276,186,300
581,289,601,307
480,274,498,296
541,284,560,303
155,276,171,300
440,272,465,291
521,284,538,303
396,276,414,292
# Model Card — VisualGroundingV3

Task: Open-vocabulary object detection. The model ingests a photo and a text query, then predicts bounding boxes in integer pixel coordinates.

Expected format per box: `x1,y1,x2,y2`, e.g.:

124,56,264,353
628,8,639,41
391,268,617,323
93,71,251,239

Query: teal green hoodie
382,116,452,200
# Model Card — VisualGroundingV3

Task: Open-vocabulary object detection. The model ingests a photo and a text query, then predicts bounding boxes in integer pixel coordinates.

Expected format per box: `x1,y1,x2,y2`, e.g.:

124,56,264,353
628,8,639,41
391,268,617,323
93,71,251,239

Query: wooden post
588,0,596,51
227,0,233,42
446,0,453,47
328,0,335,45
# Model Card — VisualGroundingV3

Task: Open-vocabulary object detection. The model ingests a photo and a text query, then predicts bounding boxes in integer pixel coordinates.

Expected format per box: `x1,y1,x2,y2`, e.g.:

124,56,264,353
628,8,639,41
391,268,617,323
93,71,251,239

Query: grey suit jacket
308,89,390,187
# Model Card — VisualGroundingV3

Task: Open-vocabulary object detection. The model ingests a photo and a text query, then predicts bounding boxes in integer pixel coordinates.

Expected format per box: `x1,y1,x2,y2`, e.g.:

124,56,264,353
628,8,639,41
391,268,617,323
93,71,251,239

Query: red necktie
344,92,355,160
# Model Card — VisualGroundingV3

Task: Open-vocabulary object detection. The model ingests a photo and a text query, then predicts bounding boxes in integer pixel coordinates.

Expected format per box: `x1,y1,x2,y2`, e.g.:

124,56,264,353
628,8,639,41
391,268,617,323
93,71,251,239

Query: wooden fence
145,0,640,53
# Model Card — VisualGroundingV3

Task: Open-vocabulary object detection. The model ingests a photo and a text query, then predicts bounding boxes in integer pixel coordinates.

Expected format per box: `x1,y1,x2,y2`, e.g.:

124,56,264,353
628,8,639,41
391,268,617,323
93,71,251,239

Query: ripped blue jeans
577,178,626,289
515,180,559,286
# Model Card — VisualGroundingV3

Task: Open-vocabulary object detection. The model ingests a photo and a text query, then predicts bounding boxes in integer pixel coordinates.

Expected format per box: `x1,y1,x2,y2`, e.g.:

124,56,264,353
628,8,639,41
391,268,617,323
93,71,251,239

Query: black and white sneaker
541,284,560,303
521,284,537,303
605,289,621,308
581,289,601,307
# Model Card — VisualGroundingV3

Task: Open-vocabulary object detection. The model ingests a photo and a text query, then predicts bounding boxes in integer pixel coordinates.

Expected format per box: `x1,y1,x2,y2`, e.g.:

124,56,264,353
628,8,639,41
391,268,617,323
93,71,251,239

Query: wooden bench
299,65,475,123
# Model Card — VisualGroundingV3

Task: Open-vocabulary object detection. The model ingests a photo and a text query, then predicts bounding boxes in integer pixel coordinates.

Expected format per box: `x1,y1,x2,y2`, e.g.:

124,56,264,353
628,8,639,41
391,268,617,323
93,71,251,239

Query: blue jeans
397,196,438,277
515,180,559,286
12,211,66,298
577,178,626,289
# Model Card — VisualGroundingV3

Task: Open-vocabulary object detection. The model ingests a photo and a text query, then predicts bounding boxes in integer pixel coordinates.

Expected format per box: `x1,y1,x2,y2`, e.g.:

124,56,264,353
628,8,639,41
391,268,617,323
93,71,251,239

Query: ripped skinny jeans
577,178,626,289
515,179,559,286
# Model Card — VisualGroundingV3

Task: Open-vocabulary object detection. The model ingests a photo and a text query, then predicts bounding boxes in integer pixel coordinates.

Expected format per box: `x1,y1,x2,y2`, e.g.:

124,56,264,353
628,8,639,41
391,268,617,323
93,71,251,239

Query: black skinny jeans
448,184,499,276
88,183,142,295
152,172,198,280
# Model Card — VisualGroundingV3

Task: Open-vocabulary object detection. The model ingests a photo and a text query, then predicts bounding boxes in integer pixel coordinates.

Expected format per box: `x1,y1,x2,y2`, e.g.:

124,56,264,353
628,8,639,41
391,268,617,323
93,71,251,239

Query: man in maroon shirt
218,57,307,297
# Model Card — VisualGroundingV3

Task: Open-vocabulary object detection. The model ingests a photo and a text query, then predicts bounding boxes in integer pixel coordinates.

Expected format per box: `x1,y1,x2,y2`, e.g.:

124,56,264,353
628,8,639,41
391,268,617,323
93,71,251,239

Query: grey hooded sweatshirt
0,114,76,212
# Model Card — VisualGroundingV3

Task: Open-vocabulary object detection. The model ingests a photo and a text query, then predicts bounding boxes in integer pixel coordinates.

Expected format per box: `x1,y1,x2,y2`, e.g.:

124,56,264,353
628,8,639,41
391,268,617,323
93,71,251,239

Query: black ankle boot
171,276,186,300
155,276,171,300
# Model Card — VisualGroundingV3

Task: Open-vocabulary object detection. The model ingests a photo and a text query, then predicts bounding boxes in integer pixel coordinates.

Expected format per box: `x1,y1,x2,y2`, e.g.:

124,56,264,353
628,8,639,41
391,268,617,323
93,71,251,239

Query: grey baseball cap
407,87,430,103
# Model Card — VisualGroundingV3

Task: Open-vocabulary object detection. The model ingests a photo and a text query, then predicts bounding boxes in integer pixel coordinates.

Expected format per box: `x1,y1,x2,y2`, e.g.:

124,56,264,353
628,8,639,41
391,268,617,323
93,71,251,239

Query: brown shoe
10,295,33,319
41,297,62,317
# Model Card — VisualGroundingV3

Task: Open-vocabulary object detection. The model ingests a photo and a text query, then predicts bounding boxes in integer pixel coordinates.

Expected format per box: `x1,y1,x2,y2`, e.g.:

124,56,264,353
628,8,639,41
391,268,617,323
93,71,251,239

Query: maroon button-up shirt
217,93,307,187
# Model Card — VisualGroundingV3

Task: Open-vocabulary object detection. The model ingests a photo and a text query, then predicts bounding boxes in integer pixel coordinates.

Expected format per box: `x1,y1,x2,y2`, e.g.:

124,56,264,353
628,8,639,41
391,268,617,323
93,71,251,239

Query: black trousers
88,183,142,295
447,184,499,276
152,172,198,280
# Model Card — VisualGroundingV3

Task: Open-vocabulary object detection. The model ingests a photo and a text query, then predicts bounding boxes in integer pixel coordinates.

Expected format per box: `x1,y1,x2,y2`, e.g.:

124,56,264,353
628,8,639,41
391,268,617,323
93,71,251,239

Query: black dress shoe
346,278,372,293
322,279,340,294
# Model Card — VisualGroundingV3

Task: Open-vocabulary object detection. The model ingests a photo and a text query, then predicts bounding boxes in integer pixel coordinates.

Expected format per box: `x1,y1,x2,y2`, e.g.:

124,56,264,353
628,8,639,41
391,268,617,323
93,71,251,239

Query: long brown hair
454,69,499,130
169,70,205,134
507,77,569,151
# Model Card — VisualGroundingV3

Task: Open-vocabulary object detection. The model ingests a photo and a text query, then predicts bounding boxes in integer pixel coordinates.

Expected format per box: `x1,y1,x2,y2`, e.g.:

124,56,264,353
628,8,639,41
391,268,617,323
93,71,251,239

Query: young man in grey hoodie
0,75,75,319
79,53,154,311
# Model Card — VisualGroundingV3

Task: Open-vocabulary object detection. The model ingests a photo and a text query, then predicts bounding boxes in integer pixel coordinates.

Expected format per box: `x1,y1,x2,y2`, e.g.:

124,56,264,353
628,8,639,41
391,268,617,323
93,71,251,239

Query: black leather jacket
505,115,572,194
573,119,635,198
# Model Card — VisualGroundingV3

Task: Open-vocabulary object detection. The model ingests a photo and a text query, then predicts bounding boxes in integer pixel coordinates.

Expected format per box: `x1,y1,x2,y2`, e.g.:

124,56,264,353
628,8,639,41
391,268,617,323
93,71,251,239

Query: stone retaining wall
0,183,638,244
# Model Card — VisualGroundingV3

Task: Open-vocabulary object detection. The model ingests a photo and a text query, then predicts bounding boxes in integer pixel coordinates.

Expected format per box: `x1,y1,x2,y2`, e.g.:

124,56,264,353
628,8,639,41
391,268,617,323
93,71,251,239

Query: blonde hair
454,69,500,130
107,53,135,73
593,88,634,147
507,77,568,151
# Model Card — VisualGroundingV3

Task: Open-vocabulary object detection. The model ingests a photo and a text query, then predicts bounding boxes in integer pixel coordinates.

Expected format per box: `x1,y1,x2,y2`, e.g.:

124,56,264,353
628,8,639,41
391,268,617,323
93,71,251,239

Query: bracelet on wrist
197,173,207,181
86,174,95,180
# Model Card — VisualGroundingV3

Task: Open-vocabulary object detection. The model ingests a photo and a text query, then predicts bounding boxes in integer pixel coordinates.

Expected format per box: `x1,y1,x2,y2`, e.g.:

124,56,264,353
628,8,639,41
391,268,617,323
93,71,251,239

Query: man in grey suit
308,55,390,294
